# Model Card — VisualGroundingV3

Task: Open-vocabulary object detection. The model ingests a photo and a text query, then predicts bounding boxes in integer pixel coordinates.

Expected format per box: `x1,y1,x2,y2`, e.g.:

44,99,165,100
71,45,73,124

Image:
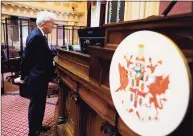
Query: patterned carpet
1,91,58,136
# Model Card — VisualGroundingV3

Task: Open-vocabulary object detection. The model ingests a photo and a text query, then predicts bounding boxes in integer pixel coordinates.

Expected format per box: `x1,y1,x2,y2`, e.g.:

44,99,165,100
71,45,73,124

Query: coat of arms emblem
109,31,191,136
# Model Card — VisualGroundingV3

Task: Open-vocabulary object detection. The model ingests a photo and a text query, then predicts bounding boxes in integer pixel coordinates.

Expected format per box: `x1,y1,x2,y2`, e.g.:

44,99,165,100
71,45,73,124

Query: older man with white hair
17,11,56,136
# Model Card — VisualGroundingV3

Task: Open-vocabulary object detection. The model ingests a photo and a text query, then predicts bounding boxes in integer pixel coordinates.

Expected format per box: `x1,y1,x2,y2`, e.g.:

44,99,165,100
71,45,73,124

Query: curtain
87,1,91,27
10,16,19,42
99,1,107,26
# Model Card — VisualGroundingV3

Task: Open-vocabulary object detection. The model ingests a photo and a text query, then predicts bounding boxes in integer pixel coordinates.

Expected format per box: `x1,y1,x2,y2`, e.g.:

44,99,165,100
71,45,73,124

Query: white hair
36,11,56,26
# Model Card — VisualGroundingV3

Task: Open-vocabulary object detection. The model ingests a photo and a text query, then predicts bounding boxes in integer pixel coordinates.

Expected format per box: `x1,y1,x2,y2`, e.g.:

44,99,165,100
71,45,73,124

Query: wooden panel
57,124,73,136
78,84,116,126
57,49,90,77
107,30,131,45
58,48,90,66
56,83,75,136
89,55,103,83
55,56,114,107
100,59,111,88
87,111,107,136
74,100,89,136
65,88,76,135
88,46,114,86
55,13,192,136
89,56,111,88
60,71,77,91
105,13,192,48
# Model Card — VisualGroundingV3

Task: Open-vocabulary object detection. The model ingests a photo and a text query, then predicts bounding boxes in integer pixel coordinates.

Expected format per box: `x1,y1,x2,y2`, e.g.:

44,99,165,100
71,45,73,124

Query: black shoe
28,131,40,136
39,125,51,132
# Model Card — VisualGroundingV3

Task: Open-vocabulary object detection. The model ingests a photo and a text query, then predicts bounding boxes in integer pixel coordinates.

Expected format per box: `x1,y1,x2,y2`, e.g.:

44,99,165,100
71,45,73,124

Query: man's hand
14,76,25,84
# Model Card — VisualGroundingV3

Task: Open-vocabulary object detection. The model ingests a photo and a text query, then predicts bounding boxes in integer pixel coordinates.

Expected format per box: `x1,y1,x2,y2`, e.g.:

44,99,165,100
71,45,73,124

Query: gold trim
57,121,74,136
162,34,192,119
162,34,192,92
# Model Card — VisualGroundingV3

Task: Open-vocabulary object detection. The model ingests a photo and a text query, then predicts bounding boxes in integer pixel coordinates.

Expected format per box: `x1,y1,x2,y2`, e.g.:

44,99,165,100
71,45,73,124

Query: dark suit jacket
20,28,54,97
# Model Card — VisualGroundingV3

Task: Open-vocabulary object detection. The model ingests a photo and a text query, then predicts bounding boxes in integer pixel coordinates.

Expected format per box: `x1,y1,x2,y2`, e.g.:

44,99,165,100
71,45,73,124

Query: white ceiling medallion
109,30,191,136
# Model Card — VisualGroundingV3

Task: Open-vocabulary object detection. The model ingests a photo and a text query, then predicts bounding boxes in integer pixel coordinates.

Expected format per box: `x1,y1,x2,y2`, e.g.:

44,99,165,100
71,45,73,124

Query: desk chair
2,48,21,82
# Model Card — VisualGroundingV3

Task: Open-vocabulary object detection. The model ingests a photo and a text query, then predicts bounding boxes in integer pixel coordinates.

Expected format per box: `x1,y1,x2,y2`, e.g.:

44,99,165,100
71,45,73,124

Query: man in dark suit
16,11,56,136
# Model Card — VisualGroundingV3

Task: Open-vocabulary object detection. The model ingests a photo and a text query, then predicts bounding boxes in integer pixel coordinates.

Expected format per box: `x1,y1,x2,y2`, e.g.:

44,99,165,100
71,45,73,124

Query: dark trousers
28,81,48,136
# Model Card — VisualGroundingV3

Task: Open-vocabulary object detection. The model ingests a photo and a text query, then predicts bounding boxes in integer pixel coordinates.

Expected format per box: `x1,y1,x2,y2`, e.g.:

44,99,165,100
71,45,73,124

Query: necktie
44,36,48,44
44,36,51,50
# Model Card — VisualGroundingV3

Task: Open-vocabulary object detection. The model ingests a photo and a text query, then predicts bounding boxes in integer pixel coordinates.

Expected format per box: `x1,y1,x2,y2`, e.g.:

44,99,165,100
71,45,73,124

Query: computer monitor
78,27,105,53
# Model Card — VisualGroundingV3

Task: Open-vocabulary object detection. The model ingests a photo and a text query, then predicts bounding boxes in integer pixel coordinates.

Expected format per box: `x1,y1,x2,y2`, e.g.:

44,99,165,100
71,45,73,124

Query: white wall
91,2,101,27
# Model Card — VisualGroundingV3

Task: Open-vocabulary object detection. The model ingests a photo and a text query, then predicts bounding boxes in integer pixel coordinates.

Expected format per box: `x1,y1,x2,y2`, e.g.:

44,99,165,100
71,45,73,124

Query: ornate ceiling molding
2,2,84,24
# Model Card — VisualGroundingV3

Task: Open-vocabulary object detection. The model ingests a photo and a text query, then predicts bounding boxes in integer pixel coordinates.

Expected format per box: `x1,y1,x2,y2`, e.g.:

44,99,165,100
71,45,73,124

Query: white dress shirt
37,27,51,50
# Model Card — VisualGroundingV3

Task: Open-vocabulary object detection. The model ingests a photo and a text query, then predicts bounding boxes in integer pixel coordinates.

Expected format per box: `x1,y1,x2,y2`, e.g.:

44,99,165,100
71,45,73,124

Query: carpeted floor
1,91,58,136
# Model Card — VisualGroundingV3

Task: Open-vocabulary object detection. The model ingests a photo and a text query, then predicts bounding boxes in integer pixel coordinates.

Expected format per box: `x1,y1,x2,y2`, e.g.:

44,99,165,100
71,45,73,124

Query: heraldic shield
109,30,192,136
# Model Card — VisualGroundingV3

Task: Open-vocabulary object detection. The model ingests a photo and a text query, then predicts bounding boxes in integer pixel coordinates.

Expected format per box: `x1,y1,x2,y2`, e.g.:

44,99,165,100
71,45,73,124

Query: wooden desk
54,13,192,136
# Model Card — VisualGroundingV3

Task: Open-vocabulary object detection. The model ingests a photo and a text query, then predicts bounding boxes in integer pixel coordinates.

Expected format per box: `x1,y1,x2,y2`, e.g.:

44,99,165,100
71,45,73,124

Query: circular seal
109,30,192,136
